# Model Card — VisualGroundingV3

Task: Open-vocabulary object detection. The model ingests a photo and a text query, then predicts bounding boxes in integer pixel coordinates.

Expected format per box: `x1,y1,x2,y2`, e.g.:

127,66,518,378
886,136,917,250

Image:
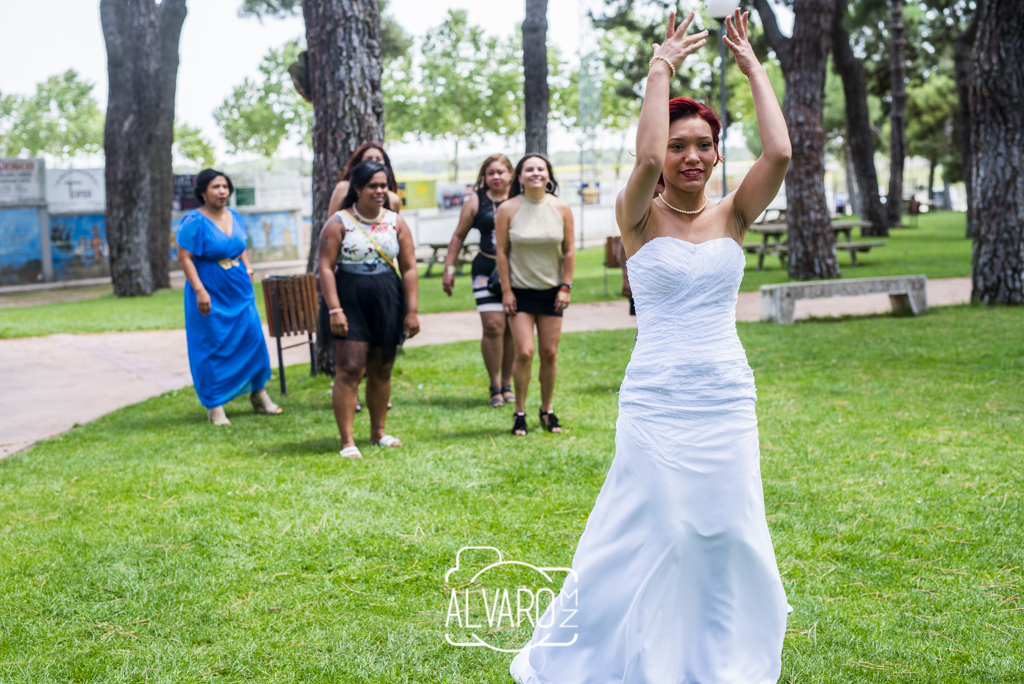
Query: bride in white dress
510,9,792,683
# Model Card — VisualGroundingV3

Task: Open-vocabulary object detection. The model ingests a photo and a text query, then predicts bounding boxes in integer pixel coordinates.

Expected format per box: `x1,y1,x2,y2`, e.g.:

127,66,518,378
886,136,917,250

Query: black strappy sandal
501,385,515,404
490,386,505,408
512,412,528,436
539,409,562,433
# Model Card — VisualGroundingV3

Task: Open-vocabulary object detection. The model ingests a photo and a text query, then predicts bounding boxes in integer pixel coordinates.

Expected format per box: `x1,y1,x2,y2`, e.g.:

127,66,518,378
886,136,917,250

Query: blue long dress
177,209,272,409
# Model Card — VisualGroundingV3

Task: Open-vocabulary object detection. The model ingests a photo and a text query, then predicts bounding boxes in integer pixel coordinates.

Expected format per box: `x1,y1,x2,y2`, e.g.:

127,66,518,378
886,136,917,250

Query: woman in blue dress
176,169,280,425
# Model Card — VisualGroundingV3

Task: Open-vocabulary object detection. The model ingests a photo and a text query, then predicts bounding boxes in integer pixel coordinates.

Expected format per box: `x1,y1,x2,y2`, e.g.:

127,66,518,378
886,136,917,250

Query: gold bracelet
649,55,676,77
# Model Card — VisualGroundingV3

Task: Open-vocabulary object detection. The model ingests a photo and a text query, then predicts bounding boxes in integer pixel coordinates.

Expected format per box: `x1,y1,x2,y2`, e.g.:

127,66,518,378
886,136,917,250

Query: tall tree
100,0,186,297
968,0,1024,304
0,71,104,161
523,0,549,155
758,0,841,279
831,1,887,236
952,5,979,237
300,0,385,272
885,0,908,228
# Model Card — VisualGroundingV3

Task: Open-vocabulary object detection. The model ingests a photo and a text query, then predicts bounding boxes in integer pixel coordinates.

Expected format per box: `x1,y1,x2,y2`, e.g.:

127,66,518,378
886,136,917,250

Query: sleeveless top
335,209,400,265
472,189,504,256
508,194,565,290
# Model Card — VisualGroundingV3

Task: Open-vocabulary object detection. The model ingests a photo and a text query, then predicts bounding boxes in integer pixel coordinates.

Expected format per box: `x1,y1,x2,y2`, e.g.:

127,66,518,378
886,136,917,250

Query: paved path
0,277,971,458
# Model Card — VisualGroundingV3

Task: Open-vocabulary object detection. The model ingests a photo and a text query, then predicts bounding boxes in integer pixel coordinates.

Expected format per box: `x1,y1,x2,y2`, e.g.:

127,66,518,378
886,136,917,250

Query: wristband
559,283,573,291
328,308,343,315
444,264,456,276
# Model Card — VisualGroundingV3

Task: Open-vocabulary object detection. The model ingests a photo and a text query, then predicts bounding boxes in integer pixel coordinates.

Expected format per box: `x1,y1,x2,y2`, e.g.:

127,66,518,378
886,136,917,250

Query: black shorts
330,266,407,347
512,286,563,317
471,253,502,313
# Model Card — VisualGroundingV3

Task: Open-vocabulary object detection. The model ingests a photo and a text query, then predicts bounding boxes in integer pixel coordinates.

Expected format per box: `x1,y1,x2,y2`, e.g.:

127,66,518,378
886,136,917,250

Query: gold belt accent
217,258,241,270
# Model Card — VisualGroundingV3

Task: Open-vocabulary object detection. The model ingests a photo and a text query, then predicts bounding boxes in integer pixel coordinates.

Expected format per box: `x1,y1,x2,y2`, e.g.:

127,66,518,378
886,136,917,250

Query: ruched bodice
620,237,756,456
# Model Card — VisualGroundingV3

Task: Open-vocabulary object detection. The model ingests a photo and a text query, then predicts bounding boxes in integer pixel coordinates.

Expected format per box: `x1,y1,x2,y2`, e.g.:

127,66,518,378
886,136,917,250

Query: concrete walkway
0,277,971,458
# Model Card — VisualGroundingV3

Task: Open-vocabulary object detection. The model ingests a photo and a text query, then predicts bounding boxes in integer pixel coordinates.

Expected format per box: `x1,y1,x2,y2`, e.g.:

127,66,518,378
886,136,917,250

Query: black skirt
512,286,563,317
330,265,407,347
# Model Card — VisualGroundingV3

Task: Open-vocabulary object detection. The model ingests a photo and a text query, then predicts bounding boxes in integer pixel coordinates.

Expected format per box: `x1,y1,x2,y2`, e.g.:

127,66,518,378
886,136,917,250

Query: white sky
0,0,792,165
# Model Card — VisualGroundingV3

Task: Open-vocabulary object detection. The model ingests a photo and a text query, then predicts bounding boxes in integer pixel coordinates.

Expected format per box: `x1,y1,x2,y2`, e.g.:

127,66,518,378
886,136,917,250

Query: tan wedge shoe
250,389,282,415
207,406,231,425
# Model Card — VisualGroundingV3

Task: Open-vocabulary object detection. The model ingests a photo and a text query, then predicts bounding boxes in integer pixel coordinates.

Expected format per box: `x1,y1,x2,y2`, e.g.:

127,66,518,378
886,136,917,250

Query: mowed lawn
0,211,971,339
1,304,1022,682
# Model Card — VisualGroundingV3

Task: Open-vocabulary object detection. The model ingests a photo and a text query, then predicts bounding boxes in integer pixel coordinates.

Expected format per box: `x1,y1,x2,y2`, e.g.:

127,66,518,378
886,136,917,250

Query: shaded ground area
0,306,1021,681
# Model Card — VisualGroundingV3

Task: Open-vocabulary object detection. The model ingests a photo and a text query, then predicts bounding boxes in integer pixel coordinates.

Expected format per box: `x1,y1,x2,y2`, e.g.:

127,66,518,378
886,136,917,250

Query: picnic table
420,242,476,277
746,220,885,269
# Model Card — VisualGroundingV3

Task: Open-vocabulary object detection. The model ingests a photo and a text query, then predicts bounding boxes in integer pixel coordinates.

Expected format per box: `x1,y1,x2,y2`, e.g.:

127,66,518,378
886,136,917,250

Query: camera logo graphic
444,546,579,653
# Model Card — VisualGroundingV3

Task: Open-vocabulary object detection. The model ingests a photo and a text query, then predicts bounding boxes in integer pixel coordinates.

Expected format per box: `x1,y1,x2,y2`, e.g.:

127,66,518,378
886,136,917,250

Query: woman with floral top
316,160,420,459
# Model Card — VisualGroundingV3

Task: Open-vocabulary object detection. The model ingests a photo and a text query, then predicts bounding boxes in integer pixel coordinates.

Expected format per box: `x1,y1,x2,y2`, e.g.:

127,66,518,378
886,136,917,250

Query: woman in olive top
442,154,515,407
495,154,575,436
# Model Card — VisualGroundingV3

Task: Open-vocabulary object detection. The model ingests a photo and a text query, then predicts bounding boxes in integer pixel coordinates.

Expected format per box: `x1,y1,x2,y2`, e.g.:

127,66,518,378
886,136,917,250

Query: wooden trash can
261,274,318,394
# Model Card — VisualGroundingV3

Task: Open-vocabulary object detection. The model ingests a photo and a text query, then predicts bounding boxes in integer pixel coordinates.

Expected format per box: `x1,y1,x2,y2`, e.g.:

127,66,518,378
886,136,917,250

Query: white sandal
375,435,402,447
207,406,231,426
340,445,362,459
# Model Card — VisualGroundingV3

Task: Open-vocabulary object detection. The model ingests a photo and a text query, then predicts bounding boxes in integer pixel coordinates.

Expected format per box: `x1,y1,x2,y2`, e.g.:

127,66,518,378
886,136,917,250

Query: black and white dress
470,189,504,313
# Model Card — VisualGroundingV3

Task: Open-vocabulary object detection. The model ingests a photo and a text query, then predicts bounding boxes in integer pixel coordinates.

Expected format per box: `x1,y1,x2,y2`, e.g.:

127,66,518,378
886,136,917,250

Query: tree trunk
101,0,161,297
523,0,549,155
954,7,980,237
969,0,1024,304
149,0,187,289
832,2,887,235
927,158,936,203
754,0,791,73
784,0,840,280
845,146,860,216
302,0,385,373
886,0,908,228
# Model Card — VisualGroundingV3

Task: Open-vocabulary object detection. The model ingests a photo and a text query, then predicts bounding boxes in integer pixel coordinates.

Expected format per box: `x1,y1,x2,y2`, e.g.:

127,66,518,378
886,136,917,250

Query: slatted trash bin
261,274,318,394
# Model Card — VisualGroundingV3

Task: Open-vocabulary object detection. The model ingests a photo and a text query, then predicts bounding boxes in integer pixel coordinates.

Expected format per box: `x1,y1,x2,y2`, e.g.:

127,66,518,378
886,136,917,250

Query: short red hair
668,97,722,158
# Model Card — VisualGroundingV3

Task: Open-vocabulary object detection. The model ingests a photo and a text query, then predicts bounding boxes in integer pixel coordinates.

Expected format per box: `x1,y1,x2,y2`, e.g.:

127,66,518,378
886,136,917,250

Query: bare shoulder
389,191,402,213
497,196,522,217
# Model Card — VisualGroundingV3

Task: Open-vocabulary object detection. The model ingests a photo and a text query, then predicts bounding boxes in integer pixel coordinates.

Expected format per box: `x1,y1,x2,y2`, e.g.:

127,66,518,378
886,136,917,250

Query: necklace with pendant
658,193,708,215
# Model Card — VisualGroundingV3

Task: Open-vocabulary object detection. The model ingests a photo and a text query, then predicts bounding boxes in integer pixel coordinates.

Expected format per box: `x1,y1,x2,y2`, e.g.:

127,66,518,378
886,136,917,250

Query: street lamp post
707,0,741,198
576,132,587,249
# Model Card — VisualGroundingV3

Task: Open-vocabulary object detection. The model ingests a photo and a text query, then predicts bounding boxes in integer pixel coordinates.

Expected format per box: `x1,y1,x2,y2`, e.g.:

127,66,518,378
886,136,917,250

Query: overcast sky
0,0,792,165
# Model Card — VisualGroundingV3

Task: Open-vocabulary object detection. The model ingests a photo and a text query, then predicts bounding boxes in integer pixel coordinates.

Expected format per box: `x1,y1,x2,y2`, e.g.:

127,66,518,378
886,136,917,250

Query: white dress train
510,237,788,683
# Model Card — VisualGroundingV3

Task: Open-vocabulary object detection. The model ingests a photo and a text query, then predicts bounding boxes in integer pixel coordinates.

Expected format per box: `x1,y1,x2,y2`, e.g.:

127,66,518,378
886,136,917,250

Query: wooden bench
833,240,887,266
420,243,476,277
760,275,927,324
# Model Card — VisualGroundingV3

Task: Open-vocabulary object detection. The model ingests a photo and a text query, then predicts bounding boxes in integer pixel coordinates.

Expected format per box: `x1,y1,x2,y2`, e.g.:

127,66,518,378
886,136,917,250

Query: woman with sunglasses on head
317,160,420,459
441,154,516,408
511,10,792,683
176,169,280,426
494,153,575,436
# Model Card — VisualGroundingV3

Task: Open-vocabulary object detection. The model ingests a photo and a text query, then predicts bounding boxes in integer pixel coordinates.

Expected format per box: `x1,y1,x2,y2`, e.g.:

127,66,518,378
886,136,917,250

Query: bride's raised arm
616,11,707,235
722,9,791,233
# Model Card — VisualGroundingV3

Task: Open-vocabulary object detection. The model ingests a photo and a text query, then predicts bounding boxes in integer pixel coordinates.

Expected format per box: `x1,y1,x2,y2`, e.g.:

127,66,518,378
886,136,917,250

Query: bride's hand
651,10,708,73
722,9,759,77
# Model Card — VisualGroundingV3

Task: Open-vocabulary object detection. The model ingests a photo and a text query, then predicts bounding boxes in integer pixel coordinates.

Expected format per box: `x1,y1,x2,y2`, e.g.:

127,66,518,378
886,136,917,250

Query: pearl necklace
658,193,708,215
353,207,386,224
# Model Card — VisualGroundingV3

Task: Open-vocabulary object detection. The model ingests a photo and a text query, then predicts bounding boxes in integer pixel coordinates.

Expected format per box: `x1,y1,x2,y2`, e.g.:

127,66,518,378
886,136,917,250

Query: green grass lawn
0,211,972,338
1,304,1021,681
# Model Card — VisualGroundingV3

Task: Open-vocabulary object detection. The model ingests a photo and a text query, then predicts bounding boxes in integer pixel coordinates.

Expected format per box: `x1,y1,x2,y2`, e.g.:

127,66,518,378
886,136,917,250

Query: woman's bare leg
535,315,563,417
480,310,507,390
510,312,537,414
501,317,515,389
332,340,368,449
365,347,396,443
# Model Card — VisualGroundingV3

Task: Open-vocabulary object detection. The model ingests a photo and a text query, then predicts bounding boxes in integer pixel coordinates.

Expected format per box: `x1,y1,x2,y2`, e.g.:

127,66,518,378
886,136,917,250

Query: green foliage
0,70,104,161
1,305,1022,680
906,69,958,179
172,120,216,169
214,41,312,158
386,10,523,180
237,0,411,62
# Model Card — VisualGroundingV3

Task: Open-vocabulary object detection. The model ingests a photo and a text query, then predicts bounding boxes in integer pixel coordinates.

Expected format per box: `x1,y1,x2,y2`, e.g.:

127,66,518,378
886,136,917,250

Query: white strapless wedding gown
510,237,787,683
